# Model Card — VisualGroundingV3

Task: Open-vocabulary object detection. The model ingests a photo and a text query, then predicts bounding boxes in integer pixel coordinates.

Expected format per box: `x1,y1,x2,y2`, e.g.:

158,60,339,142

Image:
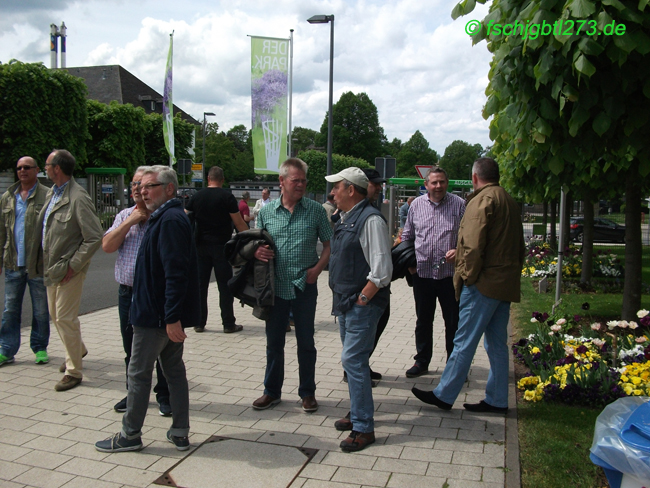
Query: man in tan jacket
40,149,102,391
412,157,524,413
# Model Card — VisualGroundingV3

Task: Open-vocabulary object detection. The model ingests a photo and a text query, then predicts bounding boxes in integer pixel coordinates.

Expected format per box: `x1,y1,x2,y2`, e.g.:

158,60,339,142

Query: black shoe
463,400,508,414
405,363,428,378
224,325,243,333
370,369,382,381
411,387,453,410
167,430,190,451
343,370,377,387
159,399,172,417
114,396,127,413
95,433,143,453
194,326,205,333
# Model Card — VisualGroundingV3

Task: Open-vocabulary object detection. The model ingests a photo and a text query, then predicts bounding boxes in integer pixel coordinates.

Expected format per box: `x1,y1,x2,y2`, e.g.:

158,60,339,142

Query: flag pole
288,29,294,158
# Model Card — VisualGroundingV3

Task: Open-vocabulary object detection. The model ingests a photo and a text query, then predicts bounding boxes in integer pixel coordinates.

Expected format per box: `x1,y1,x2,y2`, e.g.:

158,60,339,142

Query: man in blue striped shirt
401,167,465,378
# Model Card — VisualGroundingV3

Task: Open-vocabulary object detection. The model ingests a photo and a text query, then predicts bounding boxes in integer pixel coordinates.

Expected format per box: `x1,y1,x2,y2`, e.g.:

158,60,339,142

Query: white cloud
0,0,495,154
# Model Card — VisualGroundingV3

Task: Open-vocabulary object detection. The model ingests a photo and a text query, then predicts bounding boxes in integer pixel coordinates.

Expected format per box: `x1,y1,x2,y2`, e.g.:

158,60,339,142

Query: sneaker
95,432,143,453
35,351,49,364
159,399,172,417
167,430,190,451
114,396,128,412
54,375,82,392
0,354,15,367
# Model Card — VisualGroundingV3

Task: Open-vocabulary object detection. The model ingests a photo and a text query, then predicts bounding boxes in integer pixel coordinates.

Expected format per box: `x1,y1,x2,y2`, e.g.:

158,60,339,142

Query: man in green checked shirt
252,158,332,413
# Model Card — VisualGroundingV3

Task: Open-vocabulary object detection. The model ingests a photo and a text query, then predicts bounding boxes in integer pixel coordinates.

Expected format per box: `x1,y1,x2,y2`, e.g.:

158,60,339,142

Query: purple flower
582,302,590,311
251,70,288,126
574,315,582,322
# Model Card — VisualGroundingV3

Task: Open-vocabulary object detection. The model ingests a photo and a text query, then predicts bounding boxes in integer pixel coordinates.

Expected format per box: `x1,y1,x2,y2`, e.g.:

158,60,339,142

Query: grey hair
141,165,179,192
279,158,308,177
472,158,500,183
342,179,368,196
134,165,153,175
242,191,250,199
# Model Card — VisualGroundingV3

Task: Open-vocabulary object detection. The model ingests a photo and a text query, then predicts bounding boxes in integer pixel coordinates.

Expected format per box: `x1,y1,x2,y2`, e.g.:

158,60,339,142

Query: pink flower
629,321,639,330
635,336,646,344
550,325,562,332
591,323,602,331
557,318,567,326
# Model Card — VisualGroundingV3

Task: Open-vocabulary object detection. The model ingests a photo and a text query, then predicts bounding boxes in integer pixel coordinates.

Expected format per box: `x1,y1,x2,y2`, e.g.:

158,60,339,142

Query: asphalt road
0,248,121,331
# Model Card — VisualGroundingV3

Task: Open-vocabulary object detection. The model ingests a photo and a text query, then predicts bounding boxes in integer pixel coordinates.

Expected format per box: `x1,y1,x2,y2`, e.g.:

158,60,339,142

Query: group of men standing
0,150,103,393
0,150,523,456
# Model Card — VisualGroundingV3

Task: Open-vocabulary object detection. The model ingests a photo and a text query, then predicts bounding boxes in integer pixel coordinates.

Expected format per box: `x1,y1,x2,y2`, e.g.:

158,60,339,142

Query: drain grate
154,436,318,488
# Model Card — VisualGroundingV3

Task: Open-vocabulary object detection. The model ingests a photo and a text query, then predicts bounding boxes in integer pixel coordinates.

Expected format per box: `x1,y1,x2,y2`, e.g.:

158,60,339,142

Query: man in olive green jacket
40,149,102,391
0,157,50,367
412,157,525,414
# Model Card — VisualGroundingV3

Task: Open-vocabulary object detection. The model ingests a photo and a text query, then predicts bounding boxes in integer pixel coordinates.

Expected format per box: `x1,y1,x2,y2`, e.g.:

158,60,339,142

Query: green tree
0,61,88,171
143,112,196,168
298,150,371,194
454,0,650,318
199,122,255,183
291,126,319,154
383,137,403,160
87,100,149,175
438,140,482,180
397,130,439,177
317,92,386,164
226,124,249,152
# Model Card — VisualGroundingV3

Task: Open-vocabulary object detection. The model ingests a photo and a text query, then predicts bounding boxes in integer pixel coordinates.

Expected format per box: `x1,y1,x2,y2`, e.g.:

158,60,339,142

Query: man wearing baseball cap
326,167,392,452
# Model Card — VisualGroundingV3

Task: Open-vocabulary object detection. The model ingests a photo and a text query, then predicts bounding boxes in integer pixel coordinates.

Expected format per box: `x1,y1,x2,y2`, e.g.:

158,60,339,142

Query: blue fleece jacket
131,199,200,329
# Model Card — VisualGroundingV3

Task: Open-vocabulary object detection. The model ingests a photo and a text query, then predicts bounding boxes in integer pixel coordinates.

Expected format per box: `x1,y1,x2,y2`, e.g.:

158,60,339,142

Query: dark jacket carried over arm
225,228,276,320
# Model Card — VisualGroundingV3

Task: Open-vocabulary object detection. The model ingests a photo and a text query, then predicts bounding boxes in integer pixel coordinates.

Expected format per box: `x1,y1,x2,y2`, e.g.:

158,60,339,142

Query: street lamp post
307,14,334,195
202,112,216,188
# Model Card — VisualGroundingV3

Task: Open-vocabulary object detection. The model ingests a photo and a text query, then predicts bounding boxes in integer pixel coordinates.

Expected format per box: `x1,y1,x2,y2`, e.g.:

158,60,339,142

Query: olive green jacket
453,183,525,303
0,180,48,277
38,177,102,286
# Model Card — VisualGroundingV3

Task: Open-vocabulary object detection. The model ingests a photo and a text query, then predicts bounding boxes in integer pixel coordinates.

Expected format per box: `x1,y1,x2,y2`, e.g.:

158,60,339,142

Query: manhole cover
155,436,317,488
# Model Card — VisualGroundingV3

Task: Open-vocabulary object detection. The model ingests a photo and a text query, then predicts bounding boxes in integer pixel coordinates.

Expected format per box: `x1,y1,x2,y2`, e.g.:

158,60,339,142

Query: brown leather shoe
340,431,375,452
55,375,82,392
252,394,280,410
59,351,88,373
334,412,352,431
302,396,318,413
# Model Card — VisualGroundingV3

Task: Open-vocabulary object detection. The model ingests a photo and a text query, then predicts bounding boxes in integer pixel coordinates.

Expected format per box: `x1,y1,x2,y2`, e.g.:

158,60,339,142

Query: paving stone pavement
0,272,519,488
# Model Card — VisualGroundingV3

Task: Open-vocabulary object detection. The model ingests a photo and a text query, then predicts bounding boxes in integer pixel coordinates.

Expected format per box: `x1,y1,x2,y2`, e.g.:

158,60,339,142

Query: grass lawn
512,277,650,488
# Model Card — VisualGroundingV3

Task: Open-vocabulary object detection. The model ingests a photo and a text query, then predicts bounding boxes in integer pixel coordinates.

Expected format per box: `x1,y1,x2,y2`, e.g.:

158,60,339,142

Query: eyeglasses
141,183,163,191
17,166,37,171
131,181,142,188
431,257,447,270
288,178,308,185
44,163,56,168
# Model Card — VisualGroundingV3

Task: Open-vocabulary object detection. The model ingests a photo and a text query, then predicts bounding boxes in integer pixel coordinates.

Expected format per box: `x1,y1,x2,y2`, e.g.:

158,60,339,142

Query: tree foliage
454,0,650,317
291,126,319,154
397,130,439,177
318,92,386,164
0,61,88,171
438,140,482,180
298,149,371,194
197,122,255,184
142,112,195,169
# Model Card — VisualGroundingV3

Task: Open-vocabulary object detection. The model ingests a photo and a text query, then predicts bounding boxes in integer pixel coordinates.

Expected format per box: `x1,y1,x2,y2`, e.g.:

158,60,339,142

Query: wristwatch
359,293,369,304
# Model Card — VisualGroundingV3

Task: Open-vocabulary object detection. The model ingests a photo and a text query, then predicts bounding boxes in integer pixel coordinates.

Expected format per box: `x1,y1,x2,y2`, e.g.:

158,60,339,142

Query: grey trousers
122,327,190,439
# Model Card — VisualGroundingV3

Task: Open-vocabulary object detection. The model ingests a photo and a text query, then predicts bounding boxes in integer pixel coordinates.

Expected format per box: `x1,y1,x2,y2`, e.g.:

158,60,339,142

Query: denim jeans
0,268,49,358
412,275,458,365
433,285,511,408
122,326,189,439
264,283,318,400
197,244,236,329
118,285,169,402
339,302,385,433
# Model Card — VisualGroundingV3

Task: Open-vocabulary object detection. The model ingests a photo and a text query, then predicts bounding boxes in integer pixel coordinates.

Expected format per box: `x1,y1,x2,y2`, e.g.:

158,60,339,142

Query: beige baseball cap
324,167,369,189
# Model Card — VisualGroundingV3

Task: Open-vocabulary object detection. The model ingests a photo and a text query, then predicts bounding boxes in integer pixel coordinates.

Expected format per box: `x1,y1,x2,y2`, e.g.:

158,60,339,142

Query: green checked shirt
258,196,333,300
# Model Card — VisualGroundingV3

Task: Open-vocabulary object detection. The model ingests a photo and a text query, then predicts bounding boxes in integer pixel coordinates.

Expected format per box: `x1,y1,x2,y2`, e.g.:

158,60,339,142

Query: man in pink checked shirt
401,167,465,378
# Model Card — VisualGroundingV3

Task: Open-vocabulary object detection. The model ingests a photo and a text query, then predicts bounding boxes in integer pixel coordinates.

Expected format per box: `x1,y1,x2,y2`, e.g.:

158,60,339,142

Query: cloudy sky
1,0,494,156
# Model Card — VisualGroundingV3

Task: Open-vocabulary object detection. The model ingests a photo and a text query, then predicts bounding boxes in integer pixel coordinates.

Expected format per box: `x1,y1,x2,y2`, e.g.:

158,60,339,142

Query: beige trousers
47,271,88,379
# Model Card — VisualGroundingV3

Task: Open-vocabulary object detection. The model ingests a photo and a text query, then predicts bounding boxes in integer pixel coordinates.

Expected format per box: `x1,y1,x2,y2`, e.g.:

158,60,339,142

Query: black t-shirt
185,187,239,244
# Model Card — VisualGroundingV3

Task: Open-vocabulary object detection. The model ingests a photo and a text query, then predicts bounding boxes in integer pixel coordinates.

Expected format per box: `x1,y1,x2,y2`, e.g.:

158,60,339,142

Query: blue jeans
339,302,385,433
0,268,49,358
433,285,511,408
118,285,169,402
122,327,189,439
264,283,318,400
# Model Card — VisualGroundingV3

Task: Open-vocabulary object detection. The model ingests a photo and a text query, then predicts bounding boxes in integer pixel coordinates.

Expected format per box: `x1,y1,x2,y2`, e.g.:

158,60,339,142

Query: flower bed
521,239,623,279
514,305,650,407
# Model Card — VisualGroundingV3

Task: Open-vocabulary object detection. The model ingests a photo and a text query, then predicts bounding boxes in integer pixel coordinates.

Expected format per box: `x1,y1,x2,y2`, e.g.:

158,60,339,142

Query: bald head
16,156,39,187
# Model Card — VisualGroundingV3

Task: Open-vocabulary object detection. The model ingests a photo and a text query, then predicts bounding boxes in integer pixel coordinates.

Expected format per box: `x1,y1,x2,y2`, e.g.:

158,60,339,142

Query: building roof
63,65,199,125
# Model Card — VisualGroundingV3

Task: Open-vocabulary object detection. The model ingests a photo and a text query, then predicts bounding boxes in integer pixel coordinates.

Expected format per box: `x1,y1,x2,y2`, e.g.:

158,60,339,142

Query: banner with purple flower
251,36,289,174
163,32,175,165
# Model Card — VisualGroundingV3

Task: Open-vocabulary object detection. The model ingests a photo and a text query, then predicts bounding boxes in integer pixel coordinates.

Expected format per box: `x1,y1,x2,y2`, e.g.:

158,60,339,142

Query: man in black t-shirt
185,166,248,333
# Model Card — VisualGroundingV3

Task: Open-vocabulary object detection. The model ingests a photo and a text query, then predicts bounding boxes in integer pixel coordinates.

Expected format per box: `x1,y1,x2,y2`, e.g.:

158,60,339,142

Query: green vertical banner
251,36,289,174
163,32,175,165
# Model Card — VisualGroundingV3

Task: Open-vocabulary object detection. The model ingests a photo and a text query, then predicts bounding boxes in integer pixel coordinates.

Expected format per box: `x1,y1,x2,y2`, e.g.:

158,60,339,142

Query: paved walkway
0,273,518,488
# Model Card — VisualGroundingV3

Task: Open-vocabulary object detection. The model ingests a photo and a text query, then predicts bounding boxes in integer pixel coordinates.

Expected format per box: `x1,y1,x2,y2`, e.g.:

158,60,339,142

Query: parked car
569,217,625,243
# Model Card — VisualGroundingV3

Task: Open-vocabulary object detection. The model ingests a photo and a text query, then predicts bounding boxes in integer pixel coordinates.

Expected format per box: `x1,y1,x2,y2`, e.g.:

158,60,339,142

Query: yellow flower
524,390,538,401
531,347,540,354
